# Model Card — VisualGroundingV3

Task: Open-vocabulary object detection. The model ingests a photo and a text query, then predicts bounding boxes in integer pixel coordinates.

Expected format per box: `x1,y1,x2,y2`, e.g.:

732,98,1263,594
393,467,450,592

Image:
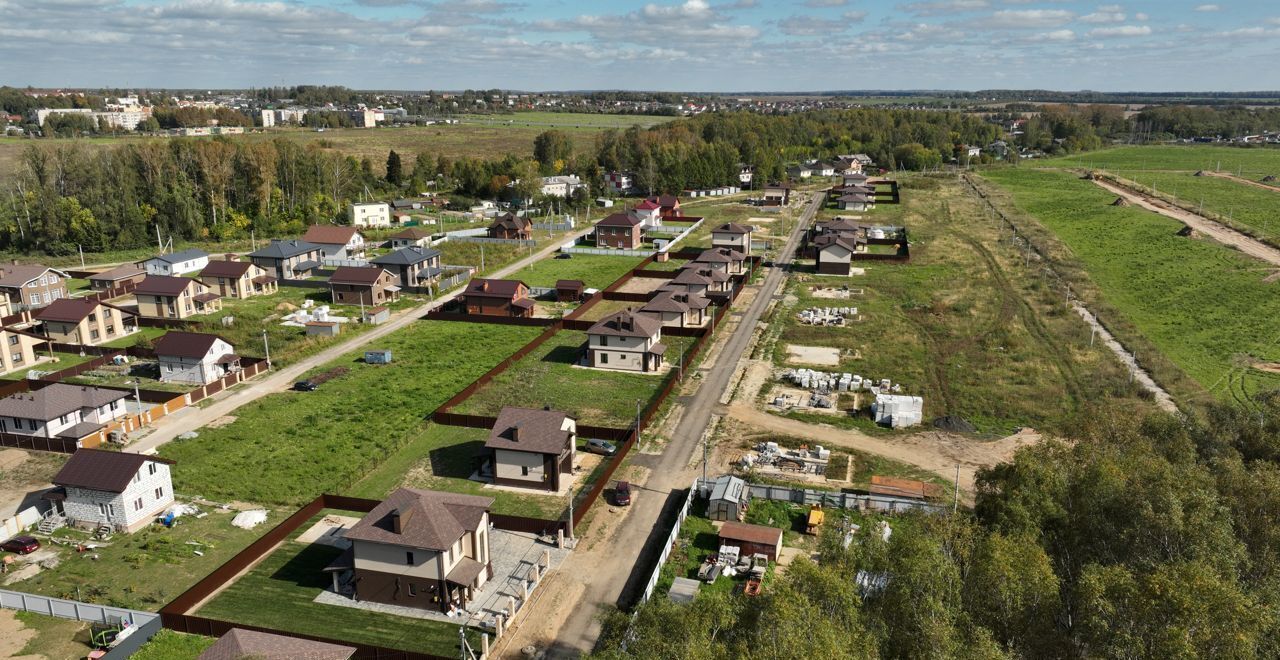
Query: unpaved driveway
1200,170,1280,194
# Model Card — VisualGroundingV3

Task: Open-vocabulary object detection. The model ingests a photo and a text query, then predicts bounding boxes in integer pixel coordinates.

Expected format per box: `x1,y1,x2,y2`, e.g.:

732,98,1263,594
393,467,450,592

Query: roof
464,278,528,300
815,234,862,254
555,279,584,291
719,521,783,546
371,246,441,266
52,448,174,493
489,213,530,232
671,268,713,286
596,212,642,228
486,406,573,455
199,260,253,279
641,290,689,314
869,475,944,500
588,309,661,339
88,264,144,282
153,331,228,359
648,194,680,208
0,384,127,422
303,225,362,246
391,227,433,240
709,474,746,502
344,487,493,552
0,264,68,289
838,194,874,203
817,218,862,234
135,275,198,297
446,556,486,586
694,247,744,265
34,298,113,324
143,248,207,265
712,222,752,235
634,199,661,211
249,239,324,259
328,266,391,287
193,292,221,303
763,181,792,190
198,629,355,660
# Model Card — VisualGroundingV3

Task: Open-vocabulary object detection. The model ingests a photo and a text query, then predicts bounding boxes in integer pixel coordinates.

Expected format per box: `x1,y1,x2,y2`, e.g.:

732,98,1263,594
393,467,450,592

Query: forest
593,398,1280,659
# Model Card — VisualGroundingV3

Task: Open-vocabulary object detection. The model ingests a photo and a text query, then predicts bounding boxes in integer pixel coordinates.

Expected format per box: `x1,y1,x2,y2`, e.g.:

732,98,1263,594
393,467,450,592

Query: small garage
556,279,585,303
718,521,783,562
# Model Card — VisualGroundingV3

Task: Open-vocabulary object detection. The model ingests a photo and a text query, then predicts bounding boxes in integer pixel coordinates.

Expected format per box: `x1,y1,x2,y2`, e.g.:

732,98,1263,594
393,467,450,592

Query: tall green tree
385,150,403,185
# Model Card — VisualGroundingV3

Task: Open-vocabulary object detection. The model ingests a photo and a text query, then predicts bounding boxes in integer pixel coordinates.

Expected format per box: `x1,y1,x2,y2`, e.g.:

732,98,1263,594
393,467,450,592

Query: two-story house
710,222,753,254
814,234,863,275
585,309,666,373
198,257,278,299
370,246,442,291
485,406,575,492
645,194,683,219
349,202,392,227
0,327,47,376
87,264,146,291
248,240,326,281
594,213,644,250
0,264,70,310
693,247,747,276
138,248,209,276
48,449,174,534
639,290,709,328
0,384,128,440
328,266,400,306
34,298,137,346
668,267,713,297
303,225,366,260
389,227,433,249
487,213,531,240
339,488,494,613
762,182,791,207
630,200,662,228
460,279,534,318
678,264,731,294
134,276,222,319
153,331,239,385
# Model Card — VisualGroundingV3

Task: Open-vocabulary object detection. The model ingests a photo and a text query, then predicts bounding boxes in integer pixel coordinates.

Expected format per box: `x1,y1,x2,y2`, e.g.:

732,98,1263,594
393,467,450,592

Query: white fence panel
639,479,699,604
0,588,158,627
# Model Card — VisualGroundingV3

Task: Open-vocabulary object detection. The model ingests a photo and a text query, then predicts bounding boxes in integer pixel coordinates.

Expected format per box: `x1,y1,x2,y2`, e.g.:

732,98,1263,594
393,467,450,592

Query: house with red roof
594,212,644,250
461,278,535,318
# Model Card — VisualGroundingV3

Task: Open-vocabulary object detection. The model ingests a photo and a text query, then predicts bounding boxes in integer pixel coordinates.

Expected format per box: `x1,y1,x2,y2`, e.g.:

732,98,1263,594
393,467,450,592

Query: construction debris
740,441,830,474
796,307,856,326
1111,197,1130,207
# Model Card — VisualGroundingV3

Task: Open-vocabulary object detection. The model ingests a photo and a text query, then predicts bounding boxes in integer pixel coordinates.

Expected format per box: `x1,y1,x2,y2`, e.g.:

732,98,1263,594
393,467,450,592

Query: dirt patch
295,515,361,547
1253,362,1280,375
0,449,28,471
613,277,667,295
205,415,238,429
0,609,42,660
785,344,840,366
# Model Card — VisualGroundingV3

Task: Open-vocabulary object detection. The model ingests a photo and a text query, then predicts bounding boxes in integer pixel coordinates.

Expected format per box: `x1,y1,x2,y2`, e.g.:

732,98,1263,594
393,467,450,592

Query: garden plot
612,275,671,295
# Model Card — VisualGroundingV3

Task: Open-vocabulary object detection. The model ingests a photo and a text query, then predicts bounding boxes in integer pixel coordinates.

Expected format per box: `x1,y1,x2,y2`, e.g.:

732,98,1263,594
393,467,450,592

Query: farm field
768,175,1147,435
1093,169,1280,241
508,253,645,290
980,167,1280,407
459,111,675,129
1047,145,1280,178
157,320,542,506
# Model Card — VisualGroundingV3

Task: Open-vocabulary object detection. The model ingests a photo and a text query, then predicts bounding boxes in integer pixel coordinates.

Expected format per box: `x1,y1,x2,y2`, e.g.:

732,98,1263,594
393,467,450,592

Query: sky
1,0,1277,92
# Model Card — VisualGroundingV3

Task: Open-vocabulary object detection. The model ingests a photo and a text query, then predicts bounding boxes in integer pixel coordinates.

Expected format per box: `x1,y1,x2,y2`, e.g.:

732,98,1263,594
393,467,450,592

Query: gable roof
671,268,713,286
87,264,144,283
249,239,324,260
634,199,661,211
817,218,862,234
0,265,69,289
463,278,529,299
52,448,174,493
303,225,362,246
143,248,207,265
712,222,752,235
0,384,128,422
371,246,441,266
641,290,689,314
328,266,391,287
489,212,531,232
588,309,661,339
815,234,862,254
555,279,584,290
344,487,493,552
35,298,125,324
134,275,199,297
153,331,228,359
198,629,355,660
486,406,572,455
648,194,680,208
719,521,783,546
391,227,433,240
694,247,744,264
198,260,254,279
596,212,642,228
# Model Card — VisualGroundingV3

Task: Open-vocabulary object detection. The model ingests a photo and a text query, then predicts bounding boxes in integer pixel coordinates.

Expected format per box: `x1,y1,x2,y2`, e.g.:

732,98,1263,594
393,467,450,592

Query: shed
305,321,341,337
668,577,700,604
365,350,392,364
596,198,614,208
718,521,783,562
361,306,390,325
555,279,585,303
706,475,748,521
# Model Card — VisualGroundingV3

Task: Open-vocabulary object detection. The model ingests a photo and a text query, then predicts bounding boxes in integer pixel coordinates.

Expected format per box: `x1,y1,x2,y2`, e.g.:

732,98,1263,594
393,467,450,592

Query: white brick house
154,332,239,385
0,384,129,440
49,449,175,533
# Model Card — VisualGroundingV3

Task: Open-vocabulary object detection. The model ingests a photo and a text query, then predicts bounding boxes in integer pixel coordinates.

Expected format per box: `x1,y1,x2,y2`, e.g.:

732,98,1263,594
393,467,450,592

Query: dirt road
1091,178,1280,268
125,227,592,455
1200,170,1280,193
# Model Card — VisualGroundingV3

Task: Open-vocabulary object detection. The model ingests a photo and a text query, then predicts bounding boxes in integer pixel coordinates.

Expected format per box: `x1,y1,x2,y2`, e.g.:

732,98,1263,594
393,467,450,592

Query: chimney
480,280,488,292
0,268,6,279
225,253,237,262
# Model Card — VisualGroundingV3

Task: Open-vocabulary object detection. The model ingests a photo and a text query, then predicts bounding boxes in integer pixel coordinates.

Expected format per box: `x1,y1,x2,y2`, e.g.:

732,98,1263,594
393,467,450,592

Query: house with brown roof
675,264,731,294
645,194,683,219
153,331,238,385
693,247,747,275
762,182,791,207
198,629,355,660
718,521,783,562
555,279,585,303
134,276,222,318
461,279,534,318
87,264,146,291
711,222,753,254
0,264,71,310
585,310,665,372
485,406,576,491
0,384,128,440
390,227,433,249
198,257,277,299
34,298,137,346
835,191,875,212
48,448,174,534
639,290,710,328
335,488,493,613
370,246,442,291
303,225,366,259
0,327,47,375
594,213,644,250
488,212,531,240
329,266,400,306
814,234,864,275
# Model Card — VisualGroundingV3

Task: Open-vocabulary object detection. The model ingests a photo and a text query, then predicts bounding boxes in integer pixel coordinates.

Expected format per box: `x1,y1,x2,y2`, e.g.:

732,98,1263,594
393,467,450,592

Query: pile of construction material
781,368,868,393
797,307,856,326
740,441,831,475
281,300,350,327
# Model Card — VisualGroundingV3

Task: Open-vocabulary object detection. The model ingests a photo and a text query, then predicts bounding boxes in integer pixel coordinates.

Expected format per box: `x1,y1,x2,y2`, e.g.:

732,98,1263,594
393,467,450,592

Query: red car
614,481,632,506
1,535,39,554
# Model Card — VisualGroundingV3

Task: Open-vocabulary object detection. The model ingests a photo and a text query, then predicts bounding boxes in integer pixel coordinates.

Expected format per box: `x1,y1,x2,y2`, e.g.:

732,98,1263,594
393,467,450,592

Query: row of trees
594,398,1280,658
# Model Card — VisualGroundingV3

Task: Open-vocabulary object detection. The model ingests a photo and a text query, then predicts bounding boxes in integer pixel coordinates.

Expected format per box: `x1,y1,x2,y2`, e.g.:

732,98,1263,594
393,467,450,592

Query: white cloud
1080,11,1124,23
1133,12,1148,20
1194,4,1220,11
987,9,1075,29
778,14,833,36
803,0,848,6
1040,28,1075,41
842,9,868,21
1088,24,1151,36
900,0,990,17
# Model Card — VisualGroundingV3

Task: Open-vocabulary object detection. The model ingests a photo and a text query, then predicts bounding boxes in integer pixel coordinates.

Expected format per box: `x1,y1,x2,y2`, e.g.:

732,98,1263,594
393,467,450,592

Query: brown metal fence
432,322,564,414
0,433,79,453
419,311,557,327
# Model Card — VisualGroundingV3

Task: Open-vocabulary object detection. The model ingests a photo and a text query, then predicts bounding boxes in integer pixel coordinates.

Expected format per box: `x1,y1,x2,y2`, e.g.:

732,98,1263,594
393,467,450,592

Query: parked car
614,481,631,506
293,380,318,392
555,253,573,259
1,535,40,554
584,438,617,456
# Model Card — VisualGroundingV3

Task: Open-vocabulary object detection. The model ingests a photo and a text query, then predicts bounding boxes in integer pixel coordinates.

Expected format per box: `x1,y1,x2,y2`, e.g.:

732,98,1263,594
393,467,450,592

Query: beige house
814,234,862,275
134,276,222,319
485,406,576,492
0,264,71,310
199,258,278,299
710,222,753,254
639,290,709,328
34,298,137,346
585,309,666,372
87,264,146,291
693,247,747,275
0,327,47,375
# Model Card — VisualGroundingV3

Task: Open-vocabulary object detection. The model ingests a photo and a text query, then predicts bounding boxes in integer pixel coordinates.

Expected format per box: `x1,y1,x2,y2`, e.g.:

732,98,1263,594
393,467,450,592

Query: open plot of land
459,111,674,130
197,510,476,657
0,610,93,660
157,320,543,506
508,253,645,290
574,299,644,322
453,329,694,428
981,167,1280,407
1047,145,1280,178
1097,170,1280,241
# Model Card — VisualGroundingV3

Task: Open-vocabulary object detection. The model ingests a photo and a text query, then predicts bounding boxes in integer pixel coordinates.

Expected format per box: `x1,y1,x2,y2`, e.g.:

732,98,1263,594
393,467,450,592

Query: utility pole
635,398,642,444
78,244,85,269
156,224,163,253
953,464,960,514
262,329,271,369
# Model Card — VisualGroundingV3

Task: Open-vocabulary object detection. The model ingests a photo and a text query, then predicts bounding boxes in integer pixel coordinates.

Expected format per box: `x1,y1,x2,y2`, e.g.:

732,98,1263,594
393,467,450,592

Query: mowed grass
130,630,216,660
158,321,542,506
1046,145,1280,178
508,253,645,289
197,511,478,656
453,329,693,427
982,167,1280,406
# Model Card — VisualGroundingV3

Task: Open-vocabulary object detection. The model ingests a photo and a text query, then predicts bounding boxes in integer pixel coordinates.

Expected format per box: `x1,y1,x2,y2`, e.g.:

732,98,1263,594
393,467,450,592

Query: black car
293,380,318,392
555,253,573,259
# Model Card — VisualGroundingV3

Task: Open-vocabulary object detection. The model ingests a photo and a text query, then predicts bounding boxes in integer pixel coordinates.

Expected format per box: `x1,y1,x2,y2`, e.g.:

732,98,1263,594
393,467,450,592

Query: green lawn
1,351,93,380
158,321,543,506
130,630,216,660
981,167,1280,407
453,329,693,427
1045,145,1280,178
101,325,167,348
10,611,93,659
508,253,645,290
1100,169,1280,241
197,511,477,656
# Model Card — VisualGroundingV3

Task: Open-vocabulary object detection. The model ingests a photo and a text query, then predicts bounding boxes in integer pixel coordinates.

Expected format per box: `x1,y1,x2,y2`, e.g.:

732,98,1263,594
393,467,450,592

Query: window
106,325,114,335
134,472,141,483
600,336,608,347
9,353,19,364
28,294,39,306
600,353,608,364
133,498,143,511
90,329,100,340
27,419,36,431
42,292,50,304
37,275,46,286
521,465,530,476
7,336,17,346
98,503,114,517
88,313,96,323
148,463,156,475
405,551,415,565
154,486,163,499
58,414,67,425
52,289,62,300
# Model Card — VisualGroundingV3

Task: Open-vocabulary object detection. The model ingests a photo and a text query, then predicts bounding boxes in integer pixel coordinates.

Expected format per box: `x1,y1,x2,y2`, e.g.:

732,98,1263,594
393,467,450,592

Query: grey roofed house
52,448,175,494
249,239,325,259
641,290,690,314
198,628,355,660
0,384,127,422
371,245,441,266
0,264,70,289
671,268,713,286
587,309,662,339
144,248,208,265
485,406,573,454
343,487,493,552
713,222,752,235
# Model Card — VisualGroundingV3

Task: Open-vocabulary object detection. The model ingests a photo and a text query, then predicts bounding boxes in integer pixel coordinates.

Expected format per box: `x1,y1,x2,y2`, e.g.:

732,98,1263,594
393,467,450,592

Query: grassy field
197,510,477,656
980,167,1280,407
508,253,645,289
1096,169,1280,241
0,351,94,380
453,329,693,427
1046,145,1280,178
158,320,542,506
459,111,674,129
8,611,94,659
131,630,216,660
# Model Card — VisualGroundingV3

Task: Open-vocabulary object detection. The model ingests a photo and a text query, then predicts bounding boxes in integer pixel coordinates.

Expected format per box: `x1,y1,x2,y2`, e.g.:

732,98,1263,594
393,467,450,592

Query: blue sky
1,0,1276,91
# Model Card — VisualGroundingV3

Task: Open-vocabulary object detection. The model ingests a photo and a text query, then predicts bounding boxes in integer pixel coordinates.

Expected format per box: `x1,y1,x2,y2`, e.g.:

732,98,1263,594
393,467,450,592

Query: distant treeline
1014,104,1280,155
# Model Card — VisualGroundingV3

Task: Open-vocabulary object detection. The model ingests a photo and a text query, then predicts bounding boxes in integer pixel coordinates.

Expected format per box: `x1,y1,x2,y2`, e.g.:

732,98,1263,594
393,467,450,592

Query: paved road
125,227,591,455
547,193,823,656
